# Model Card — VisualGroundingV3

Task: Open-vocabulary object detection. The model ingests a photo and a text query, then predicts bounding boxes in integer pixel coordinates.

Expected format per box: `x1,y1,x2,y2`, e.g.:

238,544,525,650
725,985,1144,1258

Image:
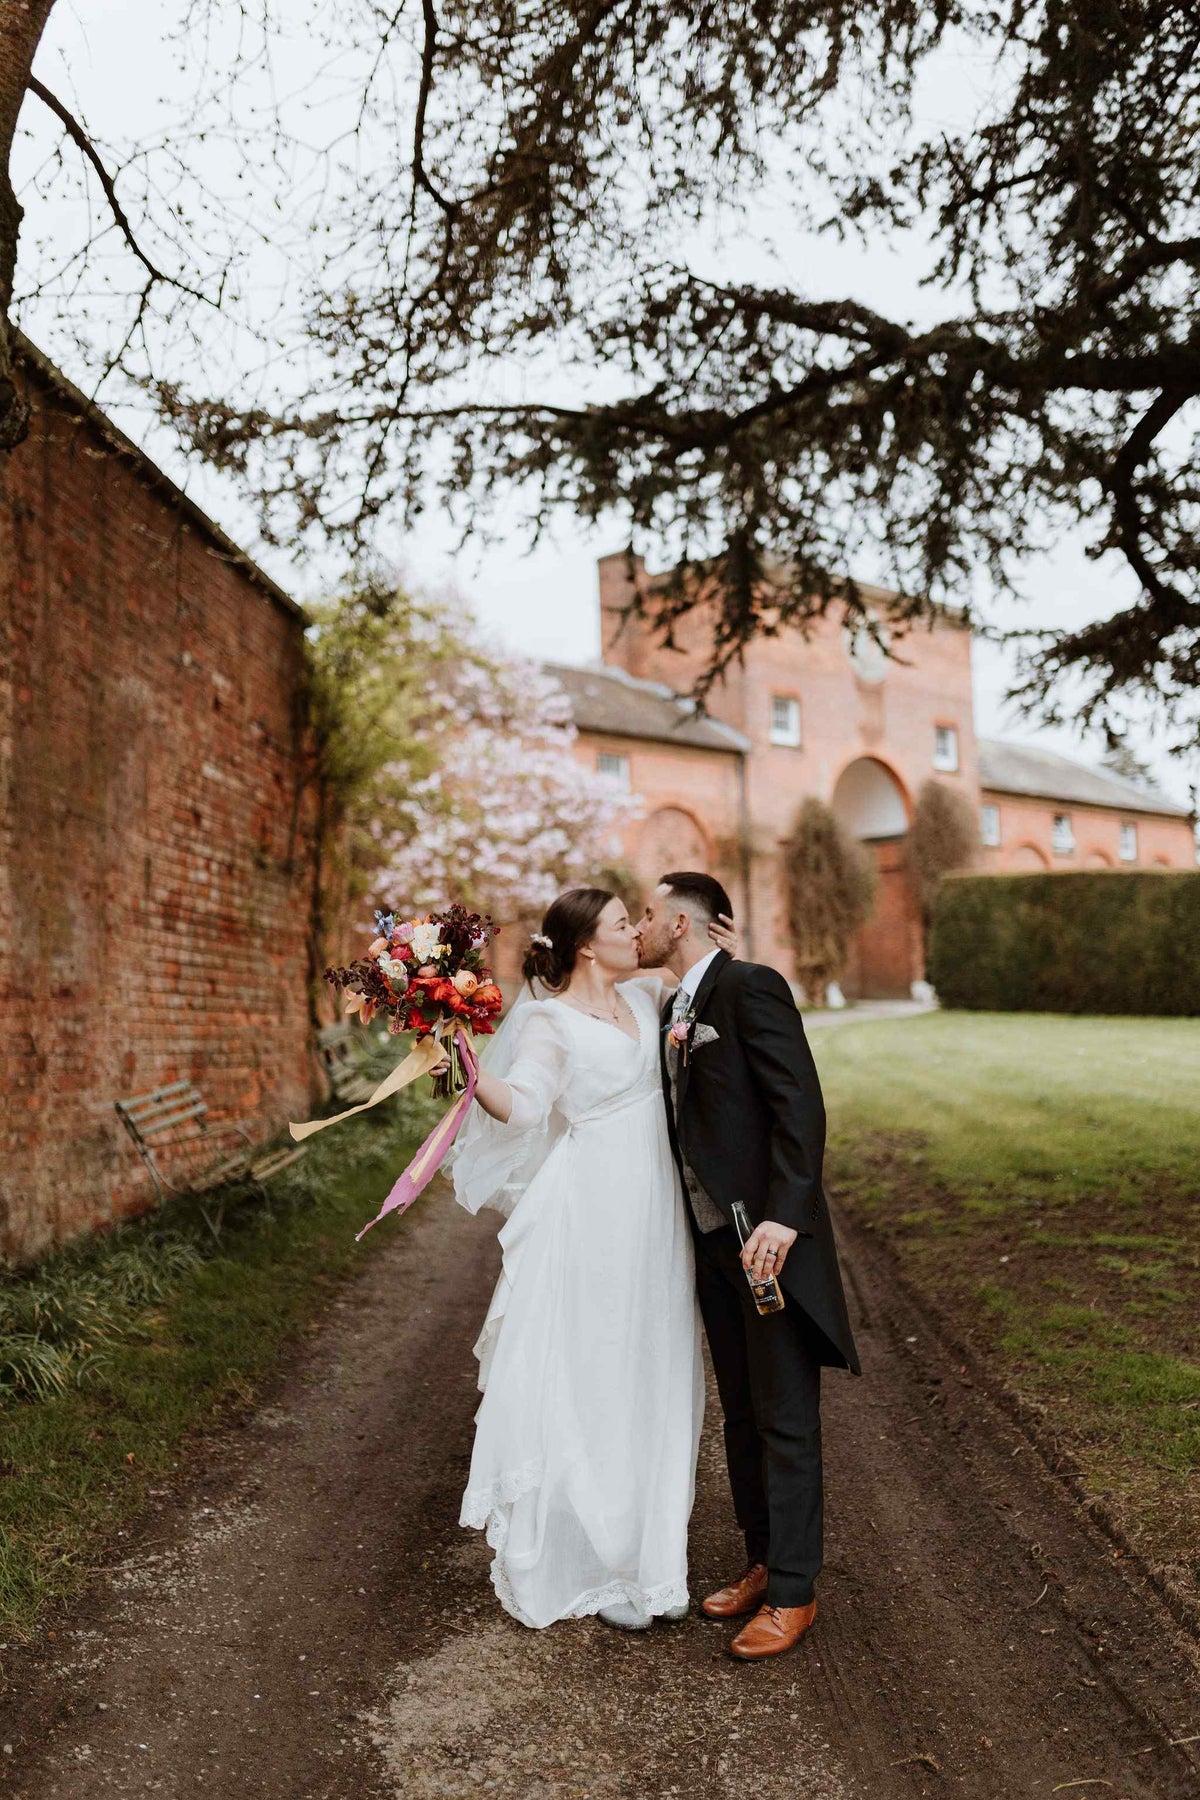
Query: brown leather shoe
700,1562,768,1619
728,1599,818,1660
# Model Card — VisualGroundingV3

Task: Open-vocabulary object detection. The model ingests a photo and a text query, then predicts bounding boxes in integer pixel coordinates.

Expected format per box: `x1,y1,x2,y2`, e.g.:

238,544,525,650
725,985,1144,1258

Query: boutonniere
668,1015,693,1065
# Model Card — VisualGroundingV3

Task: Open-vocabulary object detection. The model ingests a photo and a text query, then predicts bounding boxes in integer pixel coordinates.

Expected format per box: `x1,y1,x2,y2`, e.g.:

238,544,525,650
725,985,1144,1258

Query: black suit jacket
660,951,862,1375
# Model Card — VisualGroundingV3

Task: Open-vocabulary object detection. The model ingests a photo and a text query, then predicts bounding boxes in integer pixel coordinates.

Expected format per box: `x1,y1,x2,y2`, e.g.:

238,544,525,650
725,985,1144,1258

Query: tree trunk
0,0,57,450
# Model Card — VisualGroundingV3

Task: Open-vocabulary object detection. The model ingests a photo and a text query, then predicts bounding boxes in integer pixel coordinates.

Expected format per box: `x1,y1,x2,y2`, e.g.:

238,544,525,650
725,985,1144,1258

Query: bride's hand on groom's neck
709,913,738,957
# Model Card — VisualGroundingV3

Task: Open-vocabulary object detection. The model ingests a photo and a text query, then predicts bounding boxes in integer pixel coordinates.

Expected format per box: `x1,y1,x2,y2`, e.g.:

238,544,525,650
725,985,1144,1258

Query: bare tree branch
27,74,213,307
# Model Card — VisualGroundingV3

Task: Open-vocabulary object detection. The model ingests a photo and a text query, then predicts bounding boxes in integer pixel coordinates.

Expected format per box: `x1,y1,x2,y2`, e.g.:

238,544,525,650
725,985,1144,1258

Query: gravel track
2,1181,1197,1799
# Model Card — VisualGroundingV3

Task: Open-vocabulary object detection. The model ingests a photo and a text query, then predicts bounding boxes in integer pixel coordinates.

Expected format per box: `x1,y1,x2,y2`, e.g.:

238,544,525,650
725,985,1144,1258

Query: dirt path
2,1183,1197,1800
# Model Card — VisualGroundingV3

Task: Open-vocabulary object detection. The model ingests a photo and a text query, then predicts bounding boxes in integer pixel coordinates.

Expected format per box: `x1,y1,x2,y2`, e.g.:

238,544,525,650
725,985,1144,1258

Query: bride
449,885,734,1631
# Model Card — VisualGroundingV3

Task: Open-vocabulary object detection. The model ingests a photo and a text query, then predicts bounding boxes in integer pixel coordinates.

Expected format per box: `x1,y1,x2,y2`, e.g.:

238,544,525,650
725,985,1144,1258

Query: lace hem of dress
460,1459,689,1629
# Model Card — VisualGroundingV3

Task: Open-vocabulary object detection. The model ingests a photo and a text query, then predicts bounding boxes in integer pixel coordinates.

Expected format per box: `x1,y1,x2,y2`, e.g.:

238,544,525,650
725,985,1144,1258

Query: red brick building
0,342,318,1260
553,552,1195,996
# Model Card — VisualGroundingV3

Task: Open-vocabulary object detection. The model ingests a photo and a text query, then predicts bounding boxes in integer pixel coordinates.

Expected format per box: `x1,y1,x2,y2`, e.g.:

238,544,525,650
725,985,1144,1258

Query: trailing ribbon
353,1031,479,1241
288,1033,446,1142
287,1022,481,1241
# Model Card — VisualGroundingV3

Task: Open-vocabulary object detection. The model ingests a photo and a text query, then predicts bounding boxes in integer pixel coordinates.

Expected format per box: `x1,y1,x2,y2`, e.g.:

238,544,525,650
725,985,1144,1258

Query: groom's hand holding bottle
740,1219,798,1281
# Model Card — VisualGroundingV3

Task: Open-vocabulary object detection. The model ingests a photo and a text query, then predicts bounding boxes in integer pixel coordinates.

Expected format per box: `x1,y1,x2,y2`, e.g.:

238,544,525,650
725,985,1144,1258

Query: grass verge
0,1089,435,1642
815,1011,1200,1614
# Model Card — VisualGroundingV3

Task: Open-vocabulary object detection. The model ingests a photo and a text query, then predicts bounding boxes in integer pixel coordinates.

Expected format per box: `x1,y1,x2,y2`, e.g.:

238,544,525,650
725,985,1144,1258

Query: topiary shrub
927,871,1200,1014
782,797,878,1004
908,779,979,943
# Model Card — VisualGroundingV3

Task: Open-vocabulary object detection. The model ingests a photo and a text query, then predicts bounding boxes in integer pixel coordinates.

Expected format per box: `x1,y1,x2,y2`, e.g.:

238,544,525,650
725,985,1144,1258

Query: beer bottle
731,1200,786,1315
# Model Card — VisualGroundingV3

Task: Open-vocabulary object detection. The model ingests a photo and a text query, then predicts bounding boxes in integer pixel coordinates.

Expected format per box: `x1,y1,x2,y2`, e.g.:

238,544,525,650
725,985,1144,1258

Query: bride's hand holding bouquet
289,903,504,1238
328,903,503,1097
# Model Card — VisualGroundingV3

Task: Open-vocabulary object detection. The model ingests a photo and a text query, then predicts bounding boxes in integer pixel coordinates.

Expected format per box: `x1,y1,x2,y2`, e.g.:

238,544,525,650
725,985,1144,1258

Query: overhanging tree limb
27,76,213,307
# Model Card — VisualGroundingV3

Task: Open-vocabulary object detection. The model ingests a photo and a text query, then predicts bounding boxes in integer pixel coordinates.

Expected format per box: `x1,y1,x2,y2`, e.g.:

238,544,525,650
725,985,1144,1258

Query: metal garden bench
114,1081,306,1230
316,1021,378,1107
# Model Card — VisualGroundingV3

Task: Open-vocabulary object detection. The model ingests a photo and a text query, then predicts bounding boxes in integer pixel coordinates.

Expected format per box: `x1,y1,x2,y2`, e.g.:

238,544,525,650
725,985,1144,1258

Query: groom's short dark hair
659,871,732,924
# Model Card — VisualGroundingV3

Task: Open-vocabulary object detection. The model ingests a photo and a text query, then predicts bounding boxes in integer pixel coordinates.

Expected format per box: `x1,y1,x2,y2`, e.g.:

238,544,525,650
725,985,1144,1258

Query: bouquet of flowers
325,903,503,1098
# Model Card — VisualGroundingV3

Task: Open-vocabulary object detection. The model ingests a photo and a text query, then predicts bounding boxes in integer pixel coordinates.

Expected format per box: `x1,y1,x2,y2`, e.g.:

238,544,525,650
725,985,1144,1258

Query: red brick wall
594,554,1198,990
0,359,319,1261
597,553,979,988
981,791,1194,872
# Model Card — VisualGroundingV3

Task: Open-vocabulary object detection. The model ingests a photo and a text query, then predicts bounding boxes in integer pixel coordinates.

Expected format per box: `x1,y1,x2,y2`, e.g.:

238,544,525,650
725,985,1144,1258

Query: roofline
544,658,752,754
573,719,747,756
614,549,968,628
979,779,1193,821
16,333,305,624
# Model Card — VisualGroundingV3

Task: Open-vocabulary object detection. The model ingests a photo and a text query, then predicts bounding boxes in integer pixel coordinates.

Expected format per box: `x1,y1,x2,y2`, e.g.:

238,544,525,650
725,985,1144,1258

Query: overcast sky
18,1,1198,814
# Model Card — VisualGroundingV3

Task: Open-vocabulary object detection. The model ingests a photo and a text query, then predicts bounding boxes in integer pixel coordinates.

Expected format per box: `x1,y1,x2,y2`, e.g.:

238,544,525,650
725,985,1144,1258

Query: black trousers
692,1222,823,1607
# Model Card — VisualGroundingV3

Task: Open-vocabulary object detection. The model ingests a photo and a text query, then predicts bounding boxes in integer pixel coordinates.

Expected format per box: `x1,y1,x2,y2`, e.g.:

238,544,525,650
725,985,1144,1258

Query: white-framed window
1052,812,1075,855
932,724,960,772
769,694,802,747
1119,821,1138,862
596,751,630,791
980,804,1001,848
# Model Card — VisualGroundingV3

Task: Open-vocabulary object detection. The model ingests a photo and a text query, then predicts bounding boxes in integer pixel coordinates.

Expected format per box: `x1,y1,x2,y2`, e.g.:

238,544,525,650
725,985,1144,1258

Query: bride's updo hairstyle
522,887,615,994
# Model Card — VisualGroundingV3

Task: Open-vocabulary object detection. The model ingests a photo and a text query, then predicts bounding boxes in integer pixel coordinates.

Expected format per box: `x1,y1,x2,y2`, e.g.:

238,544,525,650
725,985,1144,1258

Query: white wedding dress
452,976,704,1628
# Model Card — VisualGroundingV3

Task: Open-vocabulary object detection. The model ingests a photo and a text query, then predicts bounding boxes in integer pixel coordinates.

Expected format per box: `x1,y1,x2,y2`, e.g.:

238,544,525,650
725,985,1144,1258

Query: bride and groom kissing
449,872,861,1661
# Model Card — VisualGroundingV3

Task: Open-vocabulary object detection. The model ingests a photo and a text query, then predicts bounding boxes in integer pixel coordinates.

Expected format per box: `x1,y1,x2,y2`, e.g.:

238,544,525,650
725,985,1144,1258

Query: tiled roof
545,661,751,754
977,737,1192,818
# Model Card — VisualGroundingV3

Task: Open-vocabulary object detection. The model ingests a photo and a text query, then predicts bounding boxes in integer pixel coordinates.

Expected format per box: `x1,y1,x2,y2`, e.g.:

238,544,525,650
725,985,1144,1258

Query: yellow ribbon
288,1030,447,1142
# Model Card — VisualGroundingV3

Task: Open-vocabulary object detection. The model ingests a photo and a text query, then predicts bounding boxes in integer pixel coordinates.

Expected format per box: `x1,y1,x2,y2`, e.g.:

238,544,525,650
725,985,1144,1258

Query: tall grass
0,1060,439,1638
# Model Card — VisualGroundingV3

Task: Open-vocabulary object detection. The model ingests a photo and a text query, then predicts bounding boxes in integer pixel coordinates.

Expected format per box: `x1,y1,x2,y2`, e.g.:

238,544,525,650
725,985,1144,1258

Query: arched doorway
635,806,711,892
830,757,920,999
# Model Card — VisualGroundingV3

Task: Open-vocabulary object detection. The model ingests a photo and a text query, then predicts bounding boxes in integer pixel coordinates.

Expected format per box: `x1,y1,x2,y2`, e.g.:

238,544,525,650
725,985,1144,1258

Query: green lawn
0,1093,434,1644
815,1011,1200,1597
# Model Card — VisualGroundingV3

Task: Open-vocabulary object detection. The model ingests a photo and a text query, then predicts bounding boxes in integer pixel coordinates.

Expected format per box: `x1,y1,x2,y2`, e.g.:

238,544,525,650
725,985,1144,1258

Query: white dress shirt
672,947,720,1017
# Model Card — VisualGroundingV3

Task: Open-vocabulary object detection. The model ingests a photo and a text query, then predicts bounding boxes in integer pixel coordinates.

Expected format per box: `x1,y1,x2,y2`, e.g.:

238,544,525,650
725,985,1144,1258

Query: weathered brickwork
0,348,318,1261
979,792,1192,872
565,552,1194,996
590,553,977,993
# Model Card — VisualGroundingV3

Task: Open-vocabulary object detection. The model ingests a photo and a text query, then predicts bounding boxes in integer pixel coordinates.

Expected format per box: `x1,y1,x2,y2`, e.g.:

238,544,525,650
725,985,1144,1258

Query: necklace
566,990,622,1023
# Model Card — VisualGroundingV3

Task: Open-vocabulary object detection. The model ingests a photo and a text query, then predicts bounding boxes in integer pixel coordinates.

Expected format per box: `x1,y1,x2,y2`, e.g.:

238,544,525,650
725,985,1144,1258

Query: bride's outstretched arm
440,1007,569,1129
473,1068,514,1123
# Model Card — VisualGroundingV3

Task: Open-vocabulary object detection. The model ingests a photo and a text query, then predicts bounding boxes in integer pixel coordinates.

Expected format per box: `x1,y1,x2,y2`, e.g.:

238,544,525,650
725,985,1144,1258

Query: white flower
409,921,446,963
377,955,409,991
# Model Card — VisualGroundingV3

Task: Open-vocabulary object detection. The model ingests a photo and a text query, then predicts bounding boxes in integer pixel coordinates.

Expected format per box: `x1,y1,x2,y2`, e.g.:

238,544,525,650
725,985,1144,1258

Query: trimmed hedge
927,870,1200,1015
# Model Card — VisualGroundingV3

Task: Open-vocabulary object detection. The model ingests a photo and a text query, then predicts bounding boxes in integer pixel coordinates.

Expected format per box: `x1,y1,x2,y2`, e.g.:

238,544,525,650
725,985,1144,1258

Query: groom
635,872,862,1661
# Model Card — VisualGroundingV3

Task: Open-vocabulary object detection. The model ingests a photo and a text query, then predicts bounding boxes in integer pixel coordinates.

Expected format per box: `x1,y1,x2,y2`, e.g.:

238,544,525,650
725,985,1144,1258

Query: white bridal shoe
598,1597,689,1630
598,1600,652,1630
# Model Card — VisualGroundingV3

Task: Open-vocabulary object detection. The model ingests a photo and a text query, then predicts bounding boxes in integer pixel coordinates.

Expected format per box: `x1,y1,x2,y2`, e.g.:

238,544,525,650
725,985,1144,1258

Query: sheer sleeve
451,1002,573,1217
501,1008,572,1131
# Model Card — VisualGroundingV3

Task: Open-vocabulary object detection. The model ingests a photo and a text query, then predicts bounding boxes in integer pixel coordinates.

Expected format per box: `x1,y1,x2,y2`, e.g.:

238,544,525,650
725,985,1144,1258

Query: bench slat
251,1146,306,1181
137,1101,209,1136
117,1080,198,1116
317,1022,355,1045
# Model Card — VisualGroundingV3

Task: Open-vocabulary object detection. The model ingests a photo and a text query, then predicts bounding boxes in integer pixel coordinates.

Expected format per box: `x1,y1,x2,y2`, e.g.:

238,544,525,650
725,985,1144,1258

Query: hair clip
529,931,554,949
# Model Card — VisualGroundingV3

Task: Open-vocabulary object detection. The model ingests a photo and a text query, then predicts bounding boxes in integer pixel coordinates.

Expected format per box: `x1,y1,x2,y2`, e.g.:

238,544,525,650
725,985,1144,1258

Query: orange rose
451,969,479,997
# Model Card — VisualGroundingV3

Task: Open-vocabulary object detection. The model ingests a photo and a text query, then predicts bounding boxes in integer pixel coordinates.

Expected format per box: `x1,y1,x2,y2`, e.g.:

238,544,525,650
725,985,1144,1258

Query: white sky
17,0,1198,815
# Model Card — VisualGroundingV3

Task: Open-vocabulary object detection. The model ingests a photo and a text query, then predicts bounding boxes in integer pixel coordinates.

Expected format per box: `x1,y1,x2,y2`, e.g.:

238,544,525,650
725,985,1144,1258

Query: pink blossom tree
367,603,638,924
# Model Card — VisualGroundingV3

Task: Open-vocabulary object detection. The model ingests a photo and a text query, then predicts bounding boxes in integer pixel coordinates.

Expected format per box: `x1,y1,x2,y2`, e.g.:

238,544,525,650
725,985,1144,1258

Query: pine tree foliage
141,0,1200,750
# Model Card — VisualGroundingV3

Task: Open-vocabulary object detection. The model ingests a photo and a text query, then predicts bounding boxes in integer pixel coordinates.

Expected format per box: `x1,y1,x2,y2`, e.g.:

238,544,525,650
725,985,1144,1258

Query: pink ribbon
354,1032,480,1241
